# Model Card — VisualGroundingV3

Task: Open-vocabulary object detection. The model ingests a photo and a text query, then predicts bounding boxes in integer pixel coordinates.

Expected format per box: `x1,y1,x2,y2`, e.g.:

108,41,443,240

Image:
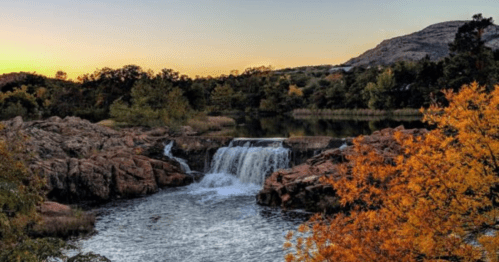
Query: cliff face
345,21,499,67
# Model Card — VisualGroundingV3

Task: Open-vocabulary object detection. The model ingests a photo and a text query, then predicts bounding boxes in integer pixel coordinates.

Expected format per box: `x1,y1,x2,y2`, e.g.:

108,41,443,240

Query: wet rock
146,136,233,172
257,126,427,214
284,136,352,167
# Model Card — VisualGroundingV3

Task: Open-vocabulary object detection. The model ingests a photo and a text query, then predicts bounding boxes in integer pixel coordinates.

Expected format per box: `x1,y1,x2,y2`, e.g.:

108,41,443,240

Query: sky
1,0,498,79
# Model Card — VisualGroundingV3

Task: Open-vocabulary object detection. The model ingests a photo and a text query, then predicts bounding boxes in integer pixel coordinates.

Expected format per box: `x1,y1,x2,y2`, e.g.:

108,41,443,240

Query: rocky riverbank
1,115,402,210
0,116,193,205
256,126,427,213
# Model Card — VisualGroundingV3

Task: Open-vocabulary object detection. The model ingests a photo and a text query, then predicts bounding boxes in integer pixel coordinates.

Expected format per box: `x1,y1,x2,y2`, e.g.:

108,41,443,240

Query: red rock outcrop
1,116,192,204
257,126,427,213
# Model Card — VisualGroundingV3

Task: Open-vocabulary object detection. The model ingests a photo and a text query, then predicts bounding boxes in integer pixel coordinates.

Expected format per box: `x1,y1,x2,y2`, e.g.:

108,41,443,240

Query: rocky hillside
345,21,499,67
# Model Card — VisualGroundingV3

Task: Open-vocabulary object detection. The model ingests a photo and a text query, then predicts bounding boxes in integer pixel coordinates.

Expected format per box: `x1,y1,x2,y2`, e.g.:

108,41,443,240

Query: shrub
285,83,499,262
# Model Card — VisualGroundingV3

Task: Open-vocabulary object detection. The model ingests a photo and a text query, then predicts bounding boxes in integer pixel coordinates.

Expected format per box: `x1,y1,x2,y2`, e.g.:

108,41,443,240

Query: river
73,139,309,262
73,118,423,261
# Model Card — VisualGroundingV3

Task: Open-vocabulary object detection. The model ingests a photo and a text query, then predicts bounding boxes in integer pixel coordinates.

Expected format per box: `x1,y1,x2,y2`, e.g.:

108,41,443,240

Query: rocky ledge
0,116,193,205
256,126,427,213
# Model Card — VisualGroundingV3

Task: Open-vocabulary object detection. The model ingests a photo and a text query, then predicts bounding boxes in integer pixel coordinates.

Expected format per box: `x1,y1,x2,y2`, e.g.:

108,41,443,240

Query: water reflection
232,116,427,138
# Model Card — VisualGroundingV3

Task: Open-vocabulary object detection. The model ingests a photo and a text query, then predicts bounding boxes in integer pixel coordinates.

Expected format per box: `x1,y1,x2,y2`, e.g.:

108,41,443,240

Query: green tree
445,14,497,90
259,77,291,113
55,71,68,81
210,84,235,112
449,14,494,54
364,68,396,110
110,77,191,127
0,86,40,120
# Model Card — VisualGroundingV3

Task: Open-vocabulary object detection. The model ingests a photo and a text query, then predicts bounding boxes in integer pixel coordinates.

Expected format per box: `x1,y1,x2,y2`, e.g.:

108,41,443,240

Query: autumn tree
285,82,499,262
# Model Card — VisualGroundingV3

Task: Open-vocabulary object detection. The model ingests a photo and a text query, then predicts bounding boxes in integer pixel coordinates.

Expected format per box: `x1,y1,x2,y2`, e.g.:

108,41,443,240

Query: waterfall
208,138,290,186
163,141,191,173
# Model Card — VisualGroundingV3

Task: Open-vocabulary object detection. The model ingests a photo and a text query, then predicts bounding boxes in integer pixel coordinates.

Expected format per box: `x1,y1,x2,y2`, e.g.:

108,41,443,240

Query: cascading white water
163,141,191,173
189,138,291,202
208,138,290,186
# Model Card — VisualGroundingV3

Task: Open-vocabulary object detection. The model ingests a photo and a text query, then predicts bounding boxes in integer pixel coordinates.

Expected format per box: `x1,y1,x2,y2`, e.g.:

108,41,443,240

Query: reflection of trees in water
233,116,426,138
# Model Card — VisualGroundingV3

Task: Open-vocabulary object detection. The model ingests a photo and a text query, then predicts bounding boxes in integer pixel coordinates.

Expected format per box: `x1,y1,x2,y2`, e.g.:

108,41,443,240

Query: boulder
1,116,193,205
257,126,427,214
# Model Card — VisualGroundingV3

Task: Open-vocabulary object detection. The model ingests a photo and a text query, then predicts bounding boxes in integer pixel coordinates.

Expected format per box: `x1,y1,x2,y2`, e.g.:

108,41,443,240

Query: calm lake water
230,116,426,138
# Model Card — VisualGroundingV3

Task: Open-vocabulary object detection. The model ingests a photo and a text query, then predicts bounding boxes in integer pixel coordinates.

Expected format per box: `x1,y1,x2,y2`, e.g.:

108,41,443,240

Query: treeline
0,14,497,125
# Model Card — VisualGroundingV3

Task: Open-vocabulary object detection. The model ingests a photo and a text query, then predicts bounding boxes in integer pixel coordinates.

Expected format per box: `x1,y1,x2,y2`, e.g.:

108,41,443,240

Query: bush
0,85,39,120
285,83,499,262
0,125,99,261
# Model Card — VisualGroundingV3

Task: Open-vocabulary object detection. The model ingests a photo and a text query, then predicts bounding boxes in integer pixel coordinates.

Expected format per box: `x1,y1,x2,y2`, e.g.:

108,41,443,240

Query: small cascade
208,138,290,186
163,141,191,173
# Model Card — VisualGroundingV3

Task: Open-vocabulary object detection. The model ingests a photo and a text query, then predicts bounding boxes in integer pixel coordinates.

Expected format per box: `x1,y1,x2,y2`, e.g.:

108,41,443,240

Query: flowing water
164,141,191,173
73,139,307,262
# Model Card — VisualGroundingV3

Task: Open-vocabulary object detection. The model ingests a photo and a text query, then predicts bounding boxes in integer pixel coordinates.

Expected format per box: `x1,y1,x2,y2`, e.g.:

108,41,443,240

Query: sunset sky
2,0,498,80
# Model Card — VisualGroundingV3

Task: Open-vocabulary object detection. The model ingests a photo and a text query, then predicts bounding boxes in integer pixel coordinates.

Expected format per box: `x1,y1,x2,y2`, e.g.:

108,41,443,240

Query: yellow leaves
286,82,499,261
288,85,303,97
325,73,343,82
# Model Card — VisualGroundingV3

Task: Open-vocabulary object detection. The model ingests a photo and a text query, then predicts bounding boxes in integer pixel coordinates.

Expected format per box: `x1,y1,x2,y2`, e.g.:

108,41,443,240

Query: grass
292,108,423,117
187,114,236,134
96,119,116,127
32,207,95,239
96,119,134,130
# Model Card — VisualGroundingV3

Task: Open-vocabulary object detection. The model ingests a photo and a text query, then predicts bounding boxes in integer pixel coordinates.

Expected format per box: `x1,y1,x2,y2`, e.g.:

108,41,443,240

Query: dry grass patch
32,202,95,239
292,108,423,117
187,115,236,134
96,119,116,127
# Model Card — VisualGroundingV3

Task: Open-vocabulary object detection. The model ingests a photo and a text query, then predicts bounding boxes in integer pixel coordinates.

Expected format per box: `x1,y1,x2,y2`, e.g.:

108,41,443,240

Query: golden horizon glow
2,1,498,80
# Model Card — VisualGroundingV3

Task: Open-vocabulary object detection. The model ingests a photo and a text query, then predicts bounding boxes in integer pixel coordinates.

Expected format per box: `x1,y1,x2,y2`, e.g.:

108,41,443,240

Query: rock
1,116,193,205
257,127,427,214
345,21,499,67
284,136,353,167
145,136,233,172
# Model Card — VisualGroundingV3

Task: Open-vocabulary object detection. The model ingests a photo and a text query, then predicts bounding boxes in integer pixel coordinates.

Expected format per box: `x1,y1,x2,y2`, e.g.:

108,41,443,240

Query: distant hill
345,21,499,67
0,72,29,88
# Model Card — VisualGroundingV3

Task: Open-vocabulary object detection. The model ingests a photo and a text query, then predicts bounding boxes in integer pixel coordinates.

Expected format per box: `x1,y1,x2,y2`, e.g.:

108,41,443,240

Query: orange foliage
325,73,343,82
289,84,304,97
285,82,499,262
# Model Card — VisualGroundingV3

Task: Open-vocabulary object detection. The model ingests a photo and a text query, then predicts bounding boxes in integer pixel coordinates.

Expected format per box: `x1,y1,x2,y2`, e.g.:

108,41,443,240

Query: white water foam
187,172,262,203
187,139,290,202
164,141,191,173
210,141,290,185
